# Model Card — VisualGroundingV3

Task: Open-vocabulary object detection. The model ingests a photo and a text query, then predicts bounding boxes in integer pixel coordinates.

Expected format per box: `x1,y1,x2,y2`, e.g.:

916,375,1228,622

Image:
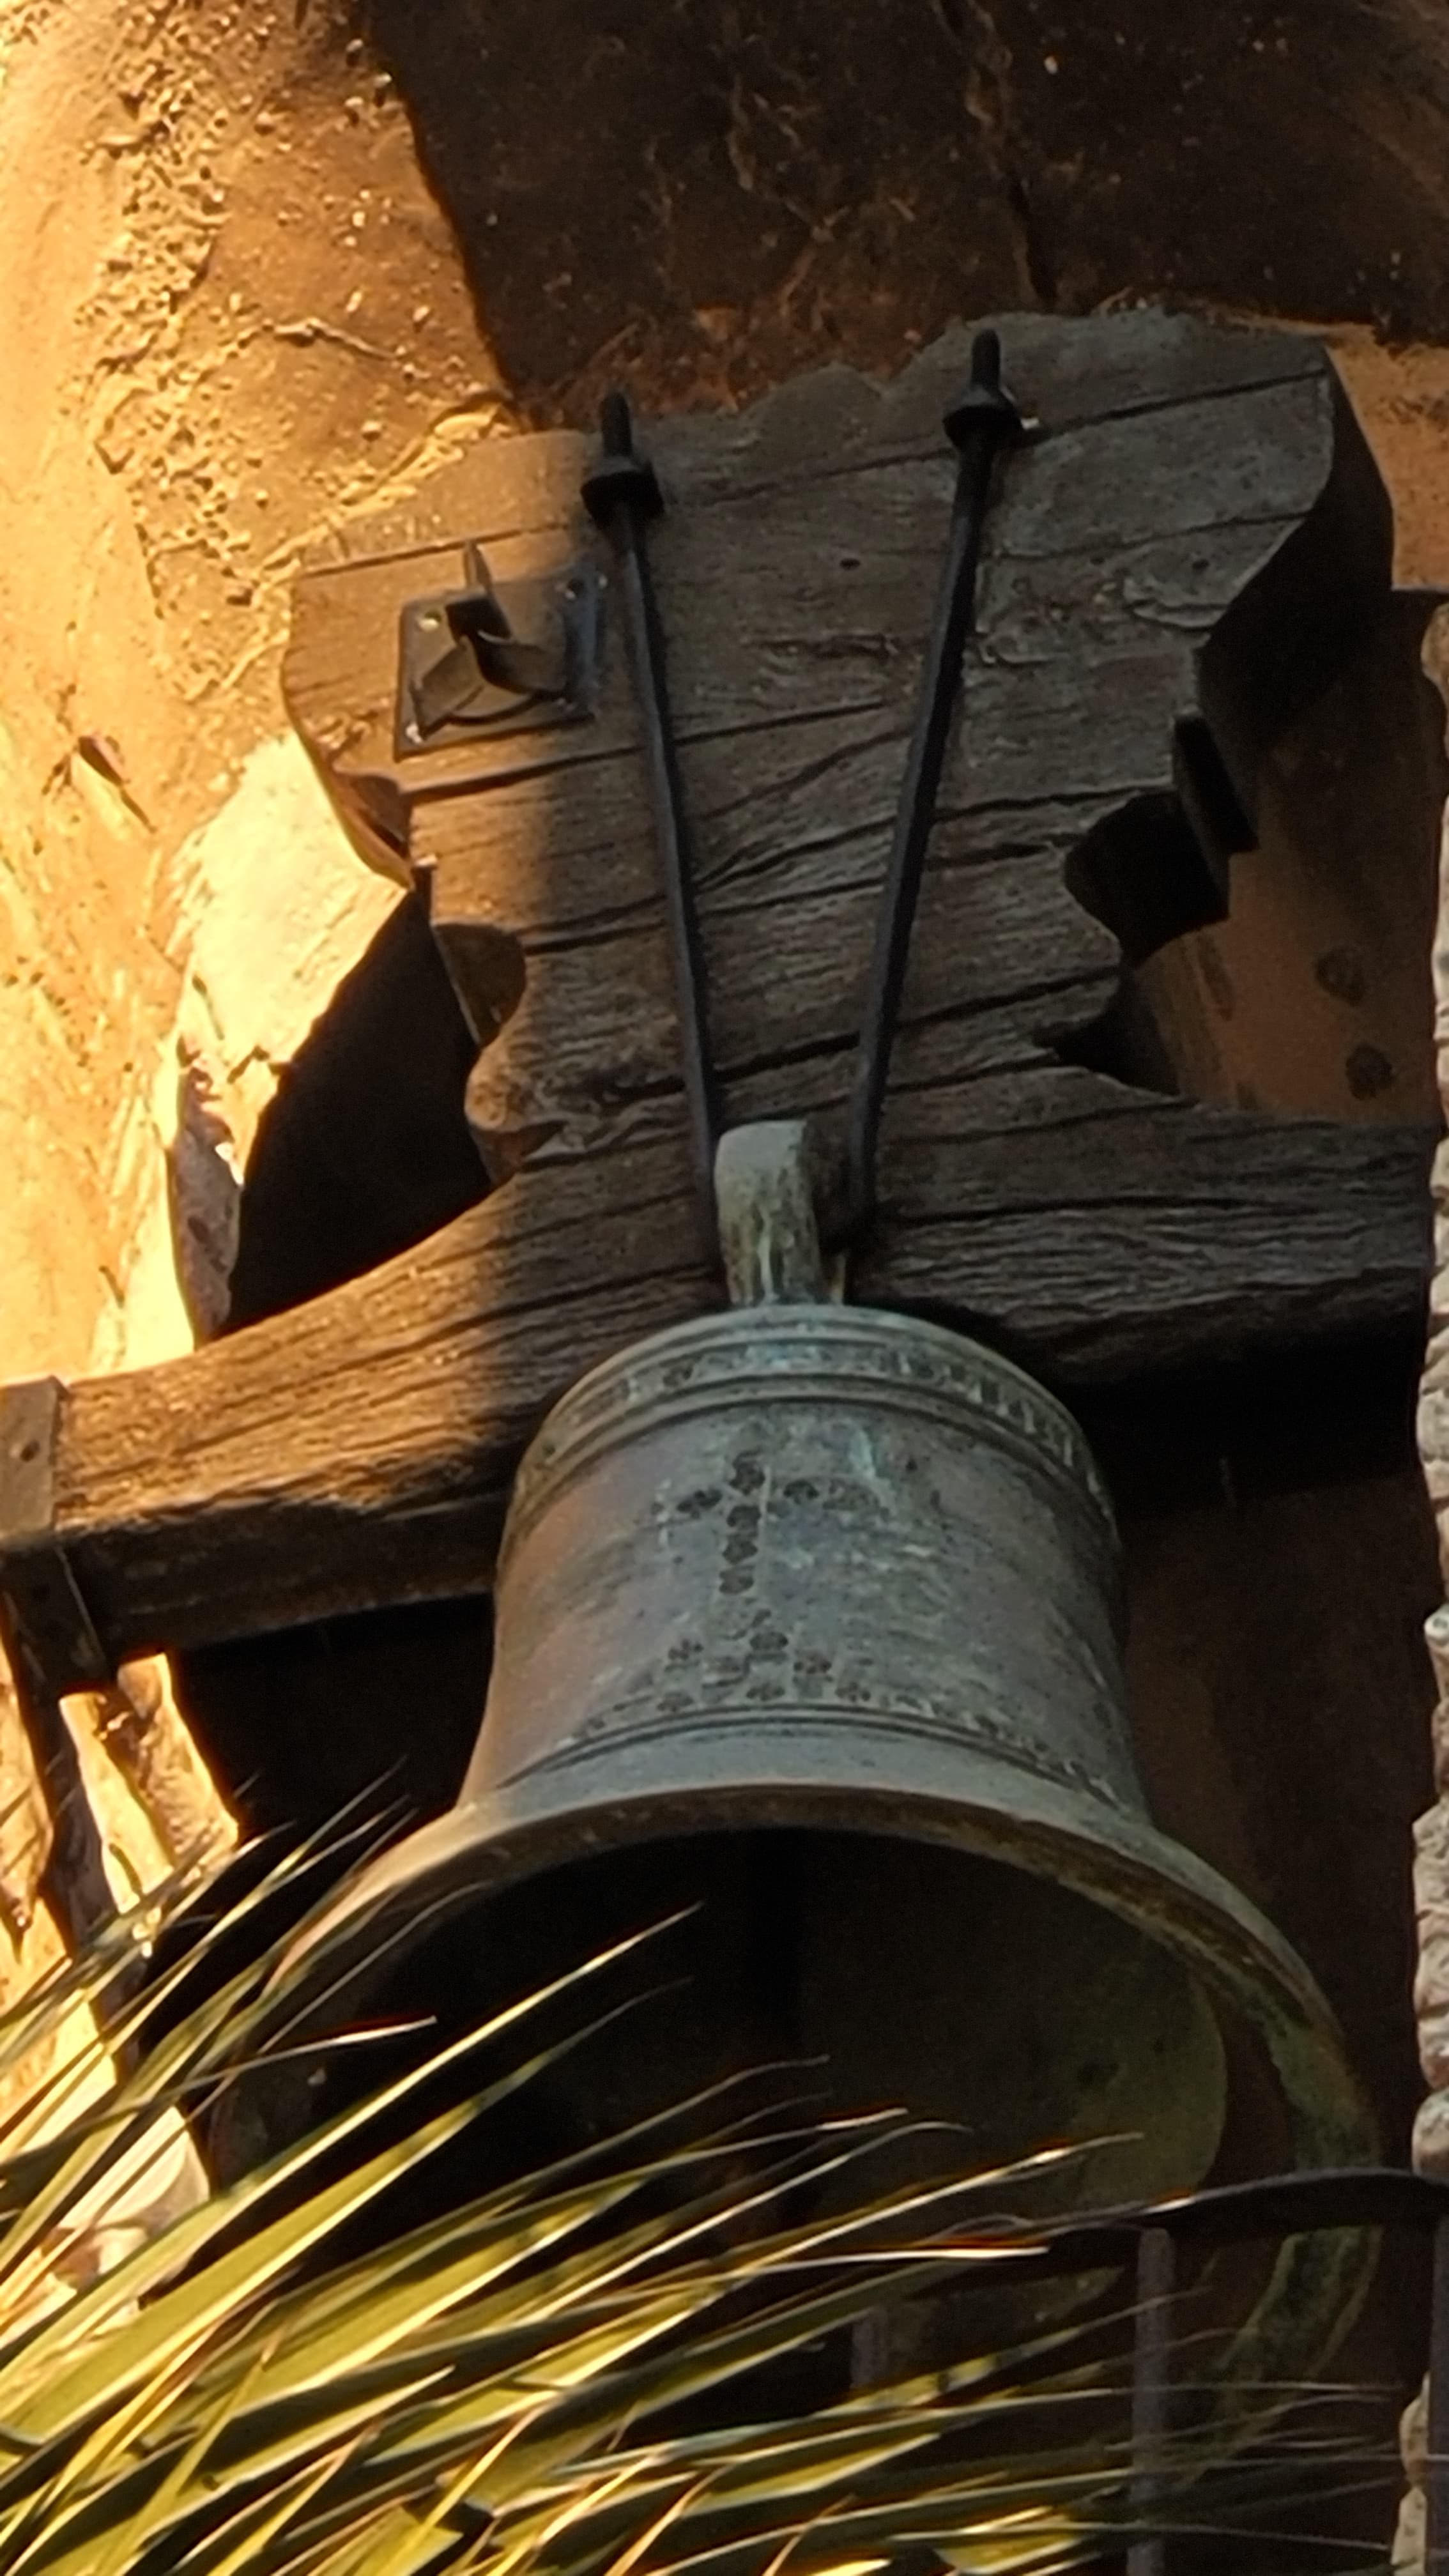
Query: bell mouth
281,1823,1226,2211
232,1754,1378,2422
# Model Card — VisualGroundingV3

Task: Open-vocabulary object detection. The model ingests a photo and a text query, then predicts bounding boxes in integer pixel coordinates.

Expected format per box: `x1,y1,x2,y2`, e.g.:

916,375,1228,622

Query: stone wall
0,0,498,2126
1400,617,1449,2566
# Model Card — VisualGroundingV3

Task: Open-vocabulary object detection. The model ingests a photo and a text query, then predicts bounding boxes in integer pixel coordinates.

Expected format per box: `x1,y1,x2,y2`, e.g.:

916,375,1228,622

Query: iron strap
0,1379,117,1964
0,1377,108,1699
582,393,723,1267
839,331,1025,1243
581,332,1025,1273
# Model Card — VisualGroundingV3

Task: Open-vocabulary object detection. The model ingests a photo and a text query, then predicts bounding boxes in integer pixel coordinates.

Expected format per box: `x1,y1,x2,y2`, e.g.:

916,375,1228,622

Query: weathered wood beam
52,1098,1432,1666
284,315,1413,1208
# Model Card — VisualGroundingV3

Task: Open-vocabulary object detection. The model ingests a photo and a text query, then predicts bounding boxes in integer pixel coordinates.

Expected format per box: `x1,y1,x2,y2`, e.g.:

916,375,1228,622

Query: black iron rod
583,395,721,1268
949,2165,1449,2280
1126,2227,1175,2576
836,328,1023,1247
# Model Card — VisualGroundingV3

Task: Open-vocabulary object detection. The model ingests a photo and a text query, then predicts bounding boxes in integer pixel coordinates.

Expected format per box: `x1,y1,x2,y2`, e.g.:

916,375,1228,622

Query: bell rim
506,1305,1117,1575
264,1718,1379,2422
284,1728,1369,2150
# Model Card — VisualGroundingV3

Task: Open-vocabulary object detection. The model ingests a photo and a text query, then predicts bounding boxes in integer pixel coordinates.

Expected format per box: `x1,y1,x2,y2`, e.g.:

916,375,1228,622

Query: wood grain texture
50,1089,1432,1664
287,312,1404,1204
13,316,1441,1669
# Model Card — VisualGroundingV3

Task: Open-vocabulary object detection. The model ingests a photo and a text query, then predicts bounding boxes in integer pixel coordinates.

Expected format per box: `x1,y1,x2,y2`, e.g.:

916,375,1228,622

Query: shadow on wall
223,896,486,1329
173,896,492,1837
356,0,1449,416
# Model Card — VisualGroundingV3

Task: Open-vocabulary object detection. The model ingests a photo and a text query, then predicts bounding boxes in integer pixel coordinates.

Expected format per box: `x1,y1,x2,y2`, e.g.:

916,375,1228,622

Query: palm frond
0,1852,1392,2576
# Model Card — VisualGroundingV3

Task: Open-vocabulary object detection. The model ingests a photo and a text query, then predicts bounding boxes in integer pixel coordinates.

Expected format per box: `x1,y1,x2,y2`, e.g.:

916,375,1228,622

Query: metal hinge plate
395,542,603,759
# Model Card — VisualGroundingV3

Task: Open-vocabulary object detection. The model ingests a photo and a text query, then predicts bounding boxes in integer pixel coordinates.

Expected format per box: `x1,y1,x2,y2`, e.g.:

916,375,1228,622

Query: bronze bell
264,1128,1376,2397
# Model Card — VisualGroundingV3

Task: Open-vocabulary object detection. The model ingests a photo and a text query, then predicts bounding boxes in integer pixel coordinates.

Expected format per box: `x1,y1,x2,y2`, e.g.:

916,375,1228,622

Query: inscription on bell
480,1307,1135,1818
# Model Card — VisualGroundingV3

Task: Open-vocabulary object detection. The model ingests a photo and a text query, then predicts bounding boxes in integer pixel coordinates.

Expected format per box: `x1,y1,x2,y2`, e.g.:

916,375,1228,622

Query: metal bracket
0,1379,109,1699
395,541,603,758
715,1123,836,1308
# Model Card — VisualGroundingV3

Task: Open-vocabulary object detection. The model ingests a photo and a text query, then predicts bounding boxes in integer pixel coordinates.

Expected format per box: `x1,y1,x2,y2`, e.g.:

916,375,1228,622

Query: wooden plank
50,1098,1433,1663
3,313,1435,1672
